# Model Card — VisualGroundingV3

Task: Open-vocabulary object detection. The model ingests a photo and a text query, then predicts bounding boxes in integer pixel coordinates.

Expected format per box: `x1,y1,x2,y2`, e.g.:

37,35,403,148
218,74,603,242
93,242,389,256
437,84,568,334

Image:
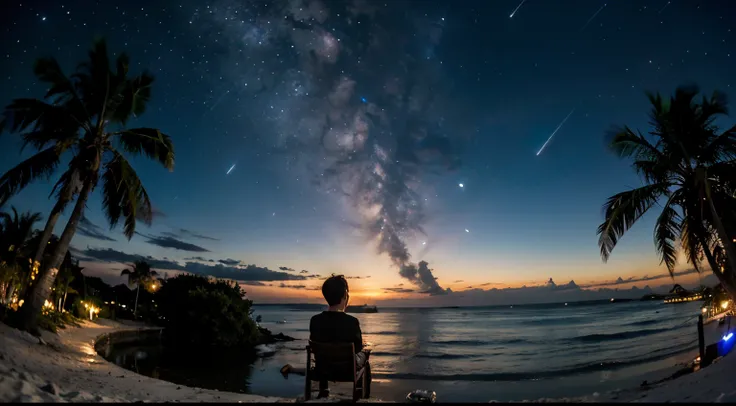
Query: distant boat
347,304,378,313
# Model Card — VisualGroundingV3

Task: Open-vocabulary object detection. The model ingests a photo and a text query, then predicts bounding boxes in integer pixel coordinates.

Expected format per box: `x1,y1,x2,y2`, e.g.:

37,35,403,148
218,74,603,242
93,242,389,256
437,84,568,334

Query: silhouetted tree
0,38,175,333
121,260,157,317
597,85,736,301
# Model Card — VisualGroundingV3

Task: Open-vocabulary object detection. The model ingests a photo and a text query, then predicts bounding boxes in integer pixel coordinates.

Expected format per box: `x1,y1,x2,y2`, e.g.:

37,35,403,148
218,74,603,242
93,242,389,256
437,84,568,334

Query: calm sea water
107,300,704,402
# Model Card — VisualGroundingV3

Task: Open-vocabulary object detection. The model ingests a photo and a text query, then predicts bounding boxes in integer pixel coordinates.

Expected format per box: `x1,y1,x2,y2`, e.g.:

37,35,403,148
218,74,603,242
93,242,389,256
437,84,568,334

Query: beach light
721,301,730,310
723,332,733,342
702,307,707,313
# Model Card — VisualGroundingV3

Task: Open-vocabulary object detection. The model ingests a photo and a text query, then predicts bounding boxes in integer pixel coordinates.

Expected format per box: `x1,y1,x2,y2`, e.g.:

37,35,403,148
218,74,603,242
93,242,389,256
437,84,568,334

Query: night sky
1,0,735,305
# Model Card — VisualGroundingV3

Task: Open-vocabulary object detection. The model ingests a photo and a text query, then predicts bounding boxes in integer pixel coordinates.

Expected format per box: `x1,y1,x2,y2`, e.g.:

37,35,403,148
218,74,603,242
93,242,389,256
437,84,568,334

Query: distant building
663,284,704,304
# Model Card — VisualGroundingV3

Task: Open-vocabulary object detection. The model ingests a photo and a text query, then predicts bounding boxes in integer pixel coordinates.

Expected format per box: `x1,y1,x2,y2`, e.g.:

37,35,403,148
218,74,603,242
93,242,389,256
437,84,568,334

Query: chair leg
304,350,311,401
304,369,311,400
362,373,368,399
304,380,311,400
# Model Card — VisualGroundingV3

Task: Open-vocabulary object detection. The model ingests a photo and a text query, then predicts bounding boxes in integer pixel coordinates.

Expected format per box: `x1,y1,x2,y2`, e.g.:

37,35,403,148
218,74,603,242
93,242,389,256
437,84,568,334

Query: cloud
278,283,307,289
161,229,220,241
377,278,663,307
279,266,296,272
454,280,464,283
240,281,266,286
219,258,241,266
399,261,451,295
580,269,699,289
300,270,309,274
77,216,117,242
383,287,415,293
78,247,306,282
135,232,210,252
184,256,210,262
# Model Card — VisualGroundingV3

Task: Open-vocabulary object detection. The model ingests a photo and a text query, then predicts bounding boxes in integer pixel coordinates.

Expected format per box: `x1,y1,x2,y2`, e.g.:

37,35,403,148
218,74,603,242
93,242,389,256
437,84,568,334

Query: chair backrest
308,340,356,381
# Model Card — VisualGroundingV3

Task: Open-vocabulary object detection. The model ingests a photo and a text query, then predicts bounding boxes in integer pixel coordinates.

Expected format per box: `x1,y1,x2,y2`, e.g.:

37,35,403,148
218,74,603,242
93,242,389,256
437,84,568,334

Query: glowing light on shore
722,300,730,310
723,332,733,342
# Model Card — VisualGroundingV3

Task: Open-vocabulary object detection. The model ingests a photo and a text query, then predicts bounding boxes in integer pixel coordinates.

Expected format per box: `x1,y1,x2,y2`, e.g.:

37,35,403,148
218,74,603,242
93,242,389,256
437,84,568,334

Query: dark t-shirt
309,311,364,353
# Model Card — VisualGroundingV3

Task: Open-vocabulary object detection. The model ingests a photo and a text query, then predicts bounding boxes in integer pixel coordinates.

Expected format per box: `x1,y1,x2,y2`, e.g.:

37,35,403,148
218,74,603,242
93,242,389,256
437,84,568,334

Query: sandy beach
1,318,735,403
0,319,287,403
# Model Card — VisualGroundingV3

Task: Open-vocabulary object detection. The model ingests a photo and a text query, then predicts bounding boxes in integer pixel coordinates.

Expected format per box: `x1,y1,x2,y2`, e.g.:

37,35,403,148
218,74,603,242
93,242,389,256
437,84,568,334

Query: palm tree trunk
5,285,15,304
62,289,68,310
703,177,736,287
31,205,63,274
30,170,80,271
134,284,140,318
698,233,736,301
18,178,95,334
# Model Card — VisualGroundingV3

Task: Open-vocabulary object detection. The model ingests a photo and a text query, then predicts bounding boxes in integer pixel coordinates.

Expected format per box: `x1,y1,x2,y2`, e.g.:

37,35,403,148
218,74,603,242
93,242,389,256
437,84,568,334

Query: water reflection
106,343,258,394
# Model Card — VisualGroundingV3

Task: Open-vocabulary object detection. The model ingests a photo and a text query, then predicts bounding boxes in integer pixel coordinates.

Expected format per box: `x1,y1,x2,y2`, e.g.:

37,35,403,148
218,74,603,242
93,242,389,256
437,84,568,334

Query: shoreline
1,319,735,403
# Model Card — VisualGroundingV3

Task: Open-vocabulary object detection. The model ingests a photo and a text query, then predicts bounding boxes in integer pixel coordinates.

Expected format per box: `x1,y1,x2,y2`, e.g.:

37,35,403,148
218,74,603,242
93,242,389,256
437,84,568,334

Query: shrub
156,274,259,349
37,309,81,332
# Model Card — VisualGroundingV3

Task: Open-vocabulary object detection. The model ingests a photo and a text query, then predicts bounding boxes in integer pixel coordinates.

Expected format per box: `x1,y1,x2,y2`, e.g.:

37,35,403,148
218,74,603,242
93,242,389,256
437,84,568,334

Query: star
459,183,464,188
465,229,470,233
41,17,46,21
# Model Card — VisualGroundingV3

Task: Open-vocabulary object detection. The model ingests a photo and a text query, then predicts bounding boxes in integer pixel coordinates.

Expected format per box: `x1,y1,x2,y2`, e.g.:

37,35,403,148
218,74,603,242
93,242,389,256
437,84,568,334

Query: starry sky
1,0,735,306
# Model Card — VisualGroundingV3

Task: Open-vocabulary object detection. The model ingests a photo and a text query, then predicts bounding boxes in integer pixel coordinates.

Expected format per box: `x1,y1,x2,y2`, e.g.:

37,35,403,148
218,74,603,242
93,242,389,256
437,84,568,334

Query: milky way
194,0,464,294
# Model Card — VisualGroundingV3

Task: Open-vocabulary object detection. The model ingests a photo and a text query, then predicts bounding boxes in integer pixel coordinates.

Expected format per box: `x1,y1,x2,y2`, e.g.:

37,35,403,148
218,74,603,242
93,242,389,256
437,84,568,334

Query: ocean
107,300,704,402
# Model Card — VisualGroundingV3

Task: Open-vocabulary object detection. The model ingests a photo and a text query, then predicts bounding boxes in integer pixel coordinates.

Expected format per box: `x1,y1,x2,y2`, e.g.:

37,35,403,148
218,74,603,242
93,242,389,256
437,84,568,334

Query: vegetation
597,85,736,301
121,260,158,317
0,38,175,333
155,274,260,349
0,207,42,304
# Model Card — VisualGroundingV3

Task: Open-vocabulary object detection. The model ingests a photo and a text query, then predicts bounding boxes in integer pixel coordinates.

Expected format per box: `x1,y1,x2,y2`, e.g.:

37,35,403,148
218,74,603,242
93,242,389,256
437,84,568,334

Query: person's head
322,274,350,310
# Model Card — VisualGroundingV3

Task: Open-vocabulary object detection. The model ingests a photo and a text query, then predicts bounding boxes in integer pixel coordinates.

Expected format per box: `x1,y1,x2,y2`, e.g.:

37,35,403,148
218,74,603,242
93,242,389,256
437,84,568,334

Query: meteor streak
536,108,576,156
509,0,527,18
581,3,607,31
226,164,236,175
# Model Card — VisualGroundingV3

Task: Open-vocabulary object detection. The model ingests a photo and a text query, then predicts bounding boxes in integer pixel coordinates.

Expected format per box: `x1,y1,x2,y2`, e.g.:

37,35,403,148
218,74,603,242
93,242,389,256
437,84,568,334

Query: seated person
282,275,371,399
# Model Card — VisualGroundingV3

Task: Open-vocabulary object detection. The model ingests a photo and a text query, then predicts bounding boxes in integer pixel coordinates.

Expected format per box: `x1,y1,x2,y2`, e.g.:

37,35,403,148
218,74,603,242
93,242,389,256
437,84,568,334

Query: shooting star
581,3,607,31
536,108,576,156
509,0,527,18
226,164,236,175
658,1,671,13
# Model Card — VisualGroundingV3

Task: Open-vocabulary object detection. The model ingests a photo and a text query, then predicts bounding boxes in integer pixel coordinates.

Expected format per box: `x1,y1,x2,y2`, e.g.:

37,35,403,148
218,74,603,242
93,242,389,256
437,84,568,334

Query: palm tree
0,38,175,333
0,207,42,304
52,256,78,311
597,85,736,301
121,260,157,318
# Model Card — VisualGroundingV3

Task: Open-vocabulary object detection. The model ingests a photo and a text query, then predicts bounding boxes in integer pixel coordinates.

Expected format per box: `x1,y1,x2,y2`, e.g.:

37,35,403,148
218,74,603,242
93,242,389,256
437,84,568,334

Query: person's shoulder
341,312,359,324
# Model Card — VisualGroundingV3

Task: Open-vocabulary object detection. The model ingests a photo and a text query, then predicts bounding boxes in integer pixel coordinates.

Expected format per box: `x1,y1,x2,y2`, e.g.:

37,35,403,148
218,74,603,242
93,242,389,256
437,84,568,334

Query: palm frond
597,183,668,261
72,38,113,118
701,125,736,163
115,127,175,170
101,151,153,239
33,58,76,102
607,126,663,161
654,196,682,274
111,72,154,125
0,147,60,205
